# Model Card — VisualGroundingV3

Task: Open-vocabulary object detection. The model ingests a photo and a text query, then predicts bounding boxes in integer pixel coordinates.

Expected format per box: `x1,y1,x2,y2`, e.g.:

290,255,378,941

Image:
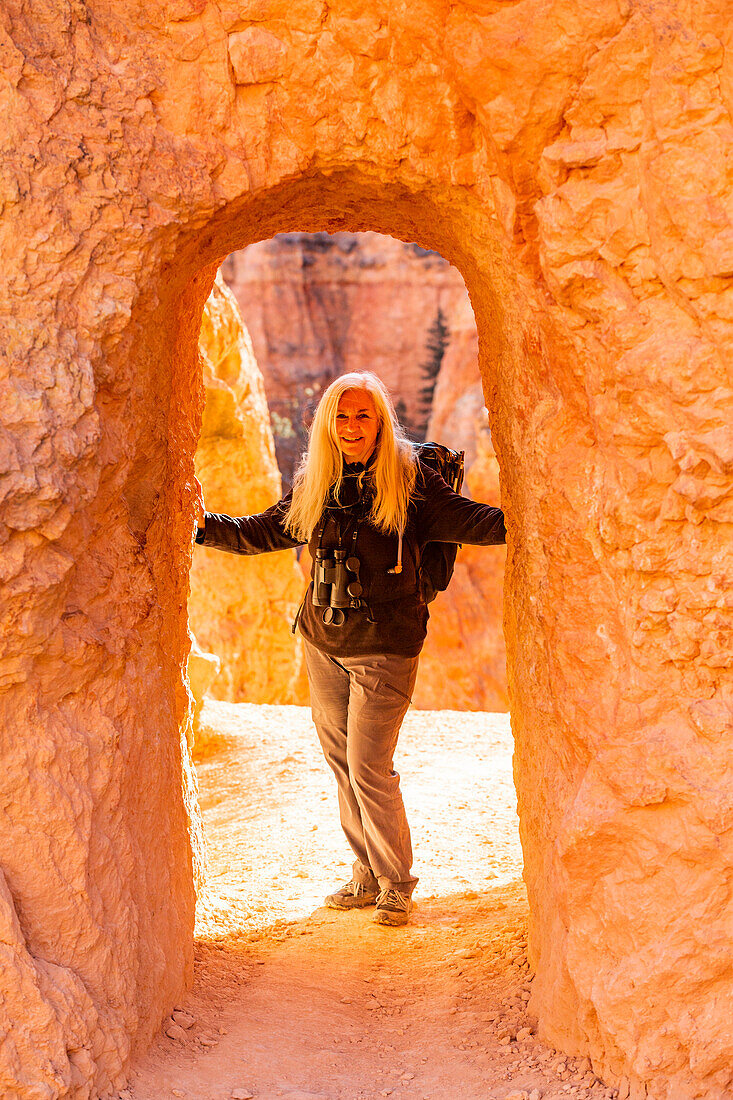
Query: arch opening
163,206,537,1100
187,224,517,911
192,228,508,713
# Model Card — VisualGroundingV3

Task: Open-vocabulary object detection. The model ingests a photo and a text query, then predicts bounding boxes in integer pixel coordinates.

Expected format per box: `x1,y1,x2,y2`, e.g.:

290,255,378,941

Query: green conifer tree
415,306,449,439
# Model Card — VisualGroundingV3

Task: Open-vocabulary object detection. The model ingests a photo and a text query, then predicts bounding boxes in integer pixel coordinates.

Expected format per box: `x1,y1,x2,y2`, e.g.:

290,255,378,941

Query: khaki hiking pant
304,639,420,896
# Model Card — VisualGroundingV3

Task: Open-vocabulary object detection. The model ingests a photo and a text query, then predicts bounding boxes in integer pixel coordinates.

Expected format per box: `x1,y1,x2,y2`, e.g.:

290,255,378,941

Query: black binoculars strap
291,582,309,635
290,517,332,636
316,513,359,556
307,514,366,628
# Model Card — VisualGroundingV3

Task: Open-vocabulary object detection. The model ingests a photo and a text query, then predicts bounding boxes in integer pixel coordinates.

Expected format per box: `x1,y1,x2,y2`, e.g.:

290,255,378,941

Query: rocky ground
127,702,619,1100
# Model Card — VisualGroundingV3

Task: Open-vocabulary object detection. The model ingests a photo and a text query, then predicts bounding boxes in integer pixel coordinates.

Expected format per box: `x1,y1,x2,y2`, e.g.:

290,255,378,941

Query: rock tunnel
1,1,731,1097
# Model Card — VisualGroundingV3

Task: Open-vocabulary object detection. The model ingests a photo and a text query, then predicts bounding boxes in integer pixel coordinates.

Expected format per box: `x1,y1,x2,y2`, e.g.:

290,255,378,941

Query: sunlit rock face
187,634,221,732
2,1,731,1097
224,233,508,710
190,274,306,705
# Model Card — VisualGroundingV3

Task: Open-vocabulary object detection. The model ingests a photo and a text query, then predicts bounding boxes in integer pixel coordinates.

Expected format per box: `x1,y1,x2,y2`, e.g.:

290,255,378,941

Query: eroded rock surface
1,1,731,1097
190,274,306,705
187,634,221,733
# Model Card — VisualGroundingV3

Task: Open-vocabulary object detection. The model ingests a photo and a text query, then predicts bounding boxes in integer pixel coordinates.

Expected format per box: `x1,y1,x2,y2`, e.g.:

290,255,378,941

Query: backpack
414,441,465,602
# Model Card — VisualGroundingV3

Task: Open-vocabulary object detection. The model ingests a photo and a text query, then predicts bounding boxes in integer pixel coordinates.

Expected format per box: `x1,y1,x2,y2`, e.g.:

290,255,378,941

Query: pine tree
415,306,449,439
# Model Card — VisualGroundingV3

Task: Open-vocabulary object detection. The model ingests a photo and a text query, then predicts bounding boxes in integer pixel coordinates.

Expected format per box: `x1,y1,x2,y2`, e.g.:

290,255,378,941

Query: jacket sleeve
416,468,506,546
195,492,303,555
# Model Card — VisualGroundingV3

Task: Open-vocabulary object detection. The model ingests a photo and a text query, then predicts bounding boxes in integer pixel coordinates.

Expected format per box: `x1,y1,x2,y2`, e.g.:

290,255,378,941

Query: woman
194,371,505,927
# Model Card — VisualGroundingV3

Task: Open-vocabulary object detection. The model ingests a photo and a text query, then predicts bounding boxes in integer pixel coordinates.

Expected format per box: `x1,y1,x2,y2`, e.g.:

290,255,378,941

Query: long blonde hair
285,372,418,542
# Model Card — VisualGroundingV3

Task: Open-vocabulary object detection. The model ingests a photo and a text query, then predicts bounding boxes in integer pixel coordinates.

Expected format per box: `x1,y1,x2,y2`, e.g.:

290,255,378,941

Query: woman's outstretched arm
194,479,303,555
416,467,506,546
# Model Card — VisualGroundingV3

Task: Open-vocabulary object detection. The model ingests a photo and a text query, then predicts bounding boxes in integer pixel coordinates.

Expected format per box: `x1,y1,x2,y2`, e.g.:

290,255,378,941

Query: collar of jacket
342,450,376,474
327,460,374,513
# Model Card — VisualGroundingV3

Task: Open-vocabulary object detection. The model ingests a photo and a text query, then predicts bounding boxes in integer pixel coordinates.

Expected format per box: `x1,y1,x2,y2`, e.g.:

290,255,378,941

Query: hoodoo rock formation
428,287,487,469
1,2,731,1098
223,232,508,710
190,274,305,705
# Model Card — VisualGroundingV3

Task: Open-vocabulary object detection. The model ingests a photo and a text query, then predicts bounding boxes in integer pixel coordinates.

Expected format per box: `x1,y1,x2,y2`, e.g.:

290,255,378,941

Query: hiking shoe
324,879,379,910
372,888,412,927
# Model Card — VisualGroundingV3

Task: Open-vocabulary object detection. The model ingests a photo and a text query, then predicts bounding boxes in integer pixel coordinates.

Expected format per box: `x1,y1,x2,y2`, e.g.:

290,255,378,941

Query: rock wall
187,634,220,732
1,1,731,1097
190,274,306,704
428,287,486,469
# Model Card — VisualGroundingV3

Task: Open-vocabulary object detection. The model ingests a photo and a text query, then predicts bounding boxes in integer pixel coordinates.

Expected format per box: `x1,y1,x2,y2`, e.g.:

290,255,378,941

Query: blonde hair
285,372,417,542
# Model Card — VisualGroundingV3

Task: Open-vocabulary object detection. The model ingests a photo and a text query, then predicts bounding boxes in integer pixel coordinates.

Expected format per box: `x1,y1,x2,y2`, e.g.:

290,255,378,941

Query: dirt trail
128,703,616,1100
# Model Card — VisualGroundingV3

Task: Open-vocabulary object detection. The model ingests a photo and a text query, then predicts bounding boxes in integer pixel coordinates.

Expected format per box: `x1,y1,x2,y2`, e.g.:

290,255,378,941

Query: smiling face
334,388,380,465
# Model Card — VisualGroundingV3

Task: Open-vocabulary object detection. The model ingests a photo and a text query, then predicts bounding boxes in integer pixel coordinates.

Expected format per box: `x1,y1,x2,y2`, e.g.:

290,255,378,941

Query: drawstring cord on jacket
387,527,403,575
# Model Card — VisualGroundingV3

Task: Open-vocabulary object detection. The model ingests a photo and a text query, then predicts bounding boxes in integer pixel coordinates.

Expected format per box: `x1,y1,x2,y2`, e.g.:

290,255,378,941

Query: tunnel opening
137,171,547,1095
190,228,508,713
168,168,524,789
187,227,518,938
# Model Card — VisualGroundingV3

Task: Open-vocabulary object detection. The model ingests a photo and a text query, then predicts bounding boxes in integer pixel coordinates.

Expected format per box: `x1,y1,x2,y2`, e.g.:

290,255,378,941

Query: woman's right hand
194,476,206,528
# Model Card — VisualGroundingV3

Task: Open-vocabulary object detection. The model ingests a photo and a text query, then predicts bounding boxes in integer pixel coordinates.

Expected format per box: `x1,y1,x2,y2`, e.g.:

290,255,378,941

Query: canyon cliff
191,274,306,705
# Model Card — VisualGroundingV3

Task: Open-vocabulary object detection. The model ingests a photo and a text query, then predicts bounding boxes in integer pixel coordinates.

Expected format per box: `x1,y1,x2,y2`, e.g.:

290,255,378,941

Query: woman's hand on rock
193,476,206,528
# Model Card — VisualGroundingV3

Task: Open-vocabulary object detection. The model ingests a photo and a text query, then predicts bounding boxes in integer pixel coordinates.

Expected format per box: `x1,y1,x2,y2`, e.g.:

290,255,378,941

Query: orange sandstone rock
1,1,731,1097
187,634,221,731
190,274,306,705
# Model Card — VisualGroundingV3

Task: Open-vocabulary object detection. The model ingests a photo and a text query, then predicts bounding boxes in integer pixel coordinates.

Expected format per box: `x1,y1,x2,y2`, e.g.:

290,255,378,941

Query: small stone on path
164,1022,187,1041
231,1090,253,1100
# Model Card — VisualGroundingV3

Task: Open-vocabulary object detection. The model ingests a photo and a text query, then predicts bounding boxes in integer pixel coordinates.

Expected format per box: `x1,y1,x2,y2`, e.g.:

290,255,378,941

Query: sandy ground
127,702,618,1100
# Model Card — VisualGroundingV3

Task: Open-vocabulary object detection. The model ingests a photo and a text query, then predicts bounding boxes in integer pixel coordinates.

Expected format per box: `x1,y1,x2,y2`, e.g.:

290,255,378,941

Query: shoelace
375,888,410,911
343,880,376,897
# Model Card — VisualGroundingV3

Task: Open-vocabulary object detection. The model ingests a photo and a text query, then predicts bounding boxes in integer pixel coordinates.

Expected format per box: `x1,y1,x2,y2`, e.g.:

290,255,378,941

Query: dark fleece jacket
196,464,506,658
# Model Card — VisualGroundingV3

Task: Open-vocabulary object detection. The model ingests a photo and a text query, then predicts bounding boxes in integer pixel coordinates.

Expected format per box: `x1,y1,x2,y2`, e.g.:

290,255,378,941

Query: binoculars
313,548,363,626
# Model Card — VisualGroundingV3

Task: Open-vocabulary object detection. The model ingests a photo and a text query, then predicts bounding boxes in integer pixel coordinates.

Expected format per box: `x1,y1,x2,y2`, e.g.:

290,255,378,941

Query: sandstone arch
1,2,731,1098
